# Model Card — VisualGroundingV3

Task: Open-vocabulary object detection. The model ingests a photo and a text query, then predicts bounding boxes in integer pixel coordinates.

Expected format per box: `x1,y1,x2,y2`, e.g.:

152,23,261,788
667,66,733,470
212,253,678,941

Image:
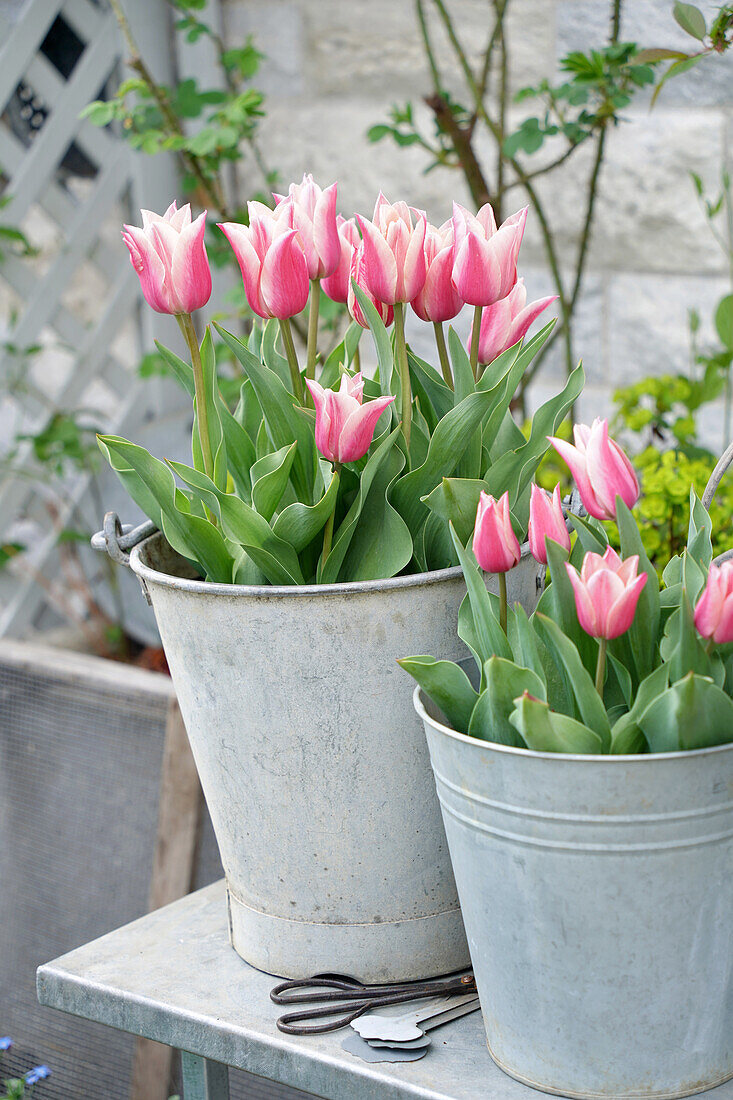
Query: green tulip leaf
337,443,413,582
639,672,733,753
469,657,545,746
397,656,479,734
509,692,603,754
535,613,611,750
214,322,318,504
614,498,661,683
407,348,453,429
261,318,294,388
451,523,513,670
273,470,339,553
351,282,395,398
250,442,298,522
99,438,234,582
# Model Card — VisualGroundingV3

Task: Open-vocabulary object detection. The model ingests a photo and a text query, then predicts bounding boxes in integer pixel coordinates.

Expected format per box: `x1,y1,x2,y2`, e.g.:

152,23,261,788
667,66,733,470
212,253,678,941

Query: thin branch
416,0,443,90
424,94,491,208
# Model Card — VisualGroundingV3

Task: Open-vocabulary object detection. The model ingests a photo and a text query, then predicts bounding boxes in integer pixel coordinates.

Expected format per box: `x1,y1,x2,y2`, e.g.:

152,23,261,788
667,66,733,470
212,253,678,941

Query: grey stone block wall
223,0,733,427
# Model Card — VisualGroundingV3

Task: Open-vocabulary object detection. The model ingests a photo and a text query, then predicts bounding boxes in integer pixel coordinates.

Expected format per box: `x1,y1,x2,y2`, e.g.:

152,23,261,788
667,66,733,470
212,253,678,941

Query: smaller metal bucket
416,687,733,1099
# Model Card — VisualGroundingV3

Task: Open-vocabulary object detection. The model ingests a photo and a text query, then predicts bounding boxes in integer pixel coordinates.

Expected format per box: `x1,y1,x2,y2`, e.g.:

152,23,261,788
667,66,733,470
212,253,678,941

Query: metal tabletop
35,881,733,1100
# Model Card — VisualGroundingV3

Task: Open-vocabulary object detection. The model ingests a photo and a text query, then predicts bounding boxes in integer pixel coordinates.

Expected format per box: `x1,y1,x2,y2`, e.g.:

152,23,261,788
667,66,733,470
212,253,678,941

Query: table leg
181,1052,230,1099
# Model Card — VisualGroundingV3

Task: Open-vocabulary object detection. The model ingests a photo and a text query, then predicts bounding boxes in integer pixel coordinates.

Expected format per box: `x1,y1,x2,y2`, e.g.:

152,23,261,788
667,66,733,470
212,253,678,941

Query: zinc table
35,881,733,1100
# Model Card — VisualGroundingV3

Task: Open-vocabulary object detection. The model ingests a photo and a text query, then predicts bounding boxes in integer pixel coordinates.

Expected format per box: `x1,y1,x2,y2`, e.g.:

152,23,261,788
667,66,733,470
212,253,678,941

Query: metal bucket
416,687,733,1099
129,533,542,981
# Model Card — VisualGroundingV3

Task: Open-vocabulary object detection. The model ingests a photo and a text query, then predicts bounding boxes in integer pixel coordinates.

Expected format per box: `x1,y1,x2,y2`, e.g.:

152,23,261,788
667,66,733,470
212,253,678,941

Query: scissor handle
276,1000,371,1035
270,977,365,1005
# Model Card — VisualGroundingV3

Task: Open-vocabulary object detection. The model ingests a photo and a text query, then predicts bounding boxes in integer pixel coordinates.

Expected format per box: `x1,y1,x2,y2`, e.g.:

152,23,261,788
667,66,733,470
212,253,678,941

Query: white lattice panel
0,0,183,637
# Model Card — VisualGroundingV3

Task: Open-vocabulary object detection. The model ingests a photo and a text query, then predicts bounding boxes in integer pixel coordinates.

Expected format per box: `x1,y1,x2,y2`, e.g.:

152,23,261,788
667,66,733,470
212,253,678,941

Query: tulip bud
451,203,527,308
410,220,463,324
322,216,360,305
305,374,395,464
566,547,647,641
694,561,733,645
219,201,309,320
472,279,557,366
472,490,521,574
122,201,212,315
549,418,640,522
356,193,427,305
528,484,571,565
274,174,341,280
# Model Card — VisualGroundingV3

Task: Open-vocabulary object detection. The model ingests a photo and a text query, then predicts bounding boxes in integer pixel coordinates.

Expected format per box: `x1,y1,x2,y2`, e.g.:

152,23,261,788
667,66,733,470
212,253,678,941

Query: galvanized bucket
125,531,542,981
416,687,733,1098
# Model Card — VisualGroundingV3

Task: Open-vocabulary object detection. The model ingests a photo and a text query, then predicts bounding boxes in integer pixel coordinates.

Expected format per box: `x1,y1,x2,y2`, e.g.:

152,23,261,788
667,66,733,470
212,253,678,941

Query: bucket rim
414,684,733,764
130,530,536,599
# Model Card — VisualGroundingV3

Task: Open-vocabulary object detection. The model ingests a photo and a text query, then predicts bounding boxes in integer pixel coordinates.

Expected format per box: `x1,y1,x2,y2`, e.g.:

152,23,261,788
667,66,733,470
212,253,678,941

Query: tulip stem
178,312,215,483
433,322,454,390
279,318,305,404
595,637,607,698
394,303,412,450
470,304,483,381
306,278,321,384
321,462,341,569
499,571,508,635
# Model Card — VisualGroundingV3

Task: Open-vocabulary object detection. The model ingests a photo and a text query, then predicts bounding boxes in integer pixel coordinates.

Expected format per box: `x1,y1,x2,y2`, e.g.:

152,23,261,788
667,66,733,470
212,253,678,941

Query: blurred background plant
367,0,732,411
0,1038,50,1100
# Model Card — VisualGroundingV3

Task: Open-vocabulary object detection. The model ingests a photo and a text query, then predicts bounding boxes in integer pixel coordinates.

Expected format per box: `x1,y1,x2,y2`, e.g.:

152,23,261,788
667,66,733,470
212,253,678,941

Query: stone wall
221,0,733,428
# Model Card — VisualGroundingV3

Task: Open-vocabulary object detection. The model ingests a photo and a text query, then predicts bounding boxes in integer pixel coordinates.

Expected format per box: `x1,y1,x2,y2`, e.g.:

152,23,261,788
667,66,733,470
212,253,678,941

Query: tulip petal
338,395,395,463
313,182,341,279
549,436,608,521
566,563,599,636
356,214,399,304
260,229,310,319
171,211,212,314
218,222,269,318
122,224,170,313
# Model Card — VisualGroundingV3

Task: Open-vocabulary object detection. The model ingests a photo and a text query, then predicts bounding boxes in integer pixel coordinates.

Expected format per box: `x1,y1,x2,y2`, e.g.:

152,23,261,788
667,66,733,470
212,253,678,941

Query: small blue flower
24,1065,51,1085
0,1037,12,1051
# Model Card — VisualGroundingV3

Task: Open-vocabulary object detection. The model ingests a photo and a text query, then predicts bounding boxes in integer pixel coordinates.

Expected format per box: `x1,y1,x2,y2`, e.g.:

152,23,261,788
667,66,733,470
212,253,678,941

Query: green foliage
505,44,654,157
400,487,733,756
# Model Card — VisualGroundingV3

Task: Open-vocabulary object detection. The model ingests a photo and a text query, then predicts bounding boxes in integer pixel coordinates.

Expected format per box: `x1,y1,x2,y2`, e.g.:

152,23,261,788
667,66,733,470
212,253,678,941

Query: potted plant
403,418,733,1097
96,177,583,981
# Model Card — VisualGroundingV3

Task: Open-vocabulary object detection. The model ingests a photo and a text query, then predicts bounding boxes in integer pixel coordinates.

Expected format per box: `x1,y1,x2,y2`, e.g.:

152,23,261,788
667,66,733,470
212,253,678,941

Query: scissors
270,972,476,1035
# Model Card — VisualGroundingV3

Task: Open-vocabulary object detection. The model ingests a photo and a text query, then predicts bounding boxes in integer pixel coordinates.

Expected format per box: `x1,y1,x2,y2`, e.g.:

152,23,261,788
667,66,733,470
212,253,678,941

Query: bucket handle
703,442,733,566
90,512,157,568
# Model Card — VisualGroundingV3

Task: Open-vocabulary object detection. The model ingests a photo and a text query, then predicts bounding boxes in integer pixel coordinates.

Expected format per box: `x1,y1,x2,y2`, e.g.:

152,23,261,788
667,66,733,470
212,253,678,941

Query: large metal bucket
129,533,542,981
416,687,733,1099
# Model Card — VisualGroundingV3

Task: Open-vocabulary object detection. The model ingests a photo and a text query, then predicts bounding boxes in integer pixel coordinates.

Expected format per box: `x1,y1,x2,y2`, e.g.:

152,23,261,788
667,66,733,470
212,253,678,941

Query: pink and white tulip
305,374,395,464
347,243,394,328
274,174,340,280
219,202,309,320
473,490,521,574
566,547,647,641
122,201,211,315
410,220,463,324
322,216,360,304
451,203,527,308
549,418,640,523
528,484,571,565
694,561,733,645
472,279,557,365
356,193,427,305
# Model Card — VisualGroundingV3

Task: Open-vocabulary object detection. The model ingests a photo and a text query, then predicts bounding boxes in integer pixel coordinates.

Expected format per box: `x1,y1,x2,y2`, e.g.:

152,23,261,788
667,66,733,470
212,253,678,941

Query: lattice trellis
0,0,184,638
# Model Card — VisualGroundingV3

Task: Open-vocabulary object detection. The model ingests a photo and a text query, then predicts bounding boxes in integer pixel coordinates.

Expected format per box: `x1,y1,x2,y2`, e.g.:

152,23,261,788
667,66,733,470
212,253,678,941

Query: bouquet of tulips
400,417,733,754
99,176,583,586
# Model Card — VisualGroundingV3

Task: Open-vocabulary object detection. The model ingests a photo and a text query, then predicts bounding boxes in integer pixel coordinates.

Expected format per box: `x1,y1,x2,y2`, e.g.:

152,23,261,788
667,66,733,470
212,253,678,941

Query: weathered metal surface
181,1053,230,1099
35,878,636,1100
417,687,733,1099
127,532,542,981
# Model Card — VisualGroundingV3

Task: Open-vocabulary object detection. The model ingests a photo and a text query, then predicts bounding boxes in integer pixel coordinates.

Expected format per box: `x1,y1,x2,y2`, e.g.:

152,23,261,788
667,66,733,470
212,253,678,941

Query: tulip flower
220,202,310,402
307,374,395,569
528,484,571,565
274,175,341,382
356,194,427,450
472,279,557,369
549,418,640,522
473,490,521,634
305,374,394,466
410,220,463,389
451,203,528,379
348,244,394,329
122,201,212,315
322,216,361,304
694,561,733,645
274,173,340,280
411,220,463,324
219,202,309,321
